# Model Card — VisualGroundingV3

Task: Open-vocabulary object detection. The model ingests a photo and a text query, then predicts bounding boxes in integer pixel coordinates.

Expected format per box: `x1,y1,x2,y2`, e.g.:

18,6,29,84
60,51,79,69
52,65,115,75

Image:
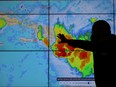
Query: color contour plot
49,14,113,86
0,52,48,86
0,0,115,87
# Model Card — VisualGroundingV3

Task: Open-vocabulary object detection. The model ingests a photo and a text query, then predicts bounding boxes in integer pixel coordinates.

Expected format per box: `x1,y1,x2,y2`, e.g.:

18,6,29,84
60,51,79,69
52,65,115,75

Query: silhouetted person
57,20,116,87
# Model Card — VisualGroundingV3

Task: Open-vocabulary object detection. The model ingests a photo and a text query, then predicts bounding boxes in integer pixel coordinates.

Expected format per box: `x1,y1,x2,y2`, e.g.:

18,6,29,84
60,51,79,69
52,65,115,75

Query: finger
57,34,61,36
57,35,61,38
58,33,61,36
57,36,62,39
57,34,62,37
57,36,60,38
61,34,64,36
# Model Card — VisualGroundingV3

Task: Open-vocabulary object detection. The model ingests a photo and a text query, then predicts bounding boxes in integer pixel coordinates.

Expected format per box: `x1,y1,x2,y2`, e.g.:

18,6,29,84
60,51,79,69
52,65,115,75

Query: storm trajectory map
0,0,115,87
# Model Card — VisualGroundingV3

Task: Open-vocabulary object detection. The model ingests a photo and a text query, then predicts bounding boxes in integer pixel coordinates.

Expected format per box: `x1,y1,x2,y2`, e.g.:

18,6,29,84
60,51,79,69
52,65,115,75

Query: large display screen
0,0,115,87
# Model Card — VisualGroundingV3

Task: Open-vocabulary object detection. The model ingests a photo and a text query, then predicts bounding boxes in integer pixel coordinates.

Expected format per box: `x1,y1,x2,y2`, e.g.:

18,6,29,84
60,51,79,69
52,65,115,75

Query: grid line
1,49,116,52
48,0,50,87
0,0,48,1
0,13,114,15
0,0,94,1
0,50,50,52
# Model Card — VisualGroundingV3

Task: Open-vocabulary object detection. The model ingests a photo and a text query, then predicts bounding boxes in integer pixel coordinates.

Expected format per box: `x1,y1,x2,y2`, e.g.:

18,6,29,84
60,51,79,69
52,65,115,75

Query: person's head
91,20,111,42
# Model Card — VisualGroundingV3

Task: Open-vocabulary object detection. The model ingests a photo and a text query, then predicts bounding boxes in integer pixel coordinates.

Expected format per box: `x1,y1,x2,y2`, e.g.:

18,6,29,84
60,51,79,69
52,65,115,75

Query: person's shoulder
110,34,116,40
110,34,116,45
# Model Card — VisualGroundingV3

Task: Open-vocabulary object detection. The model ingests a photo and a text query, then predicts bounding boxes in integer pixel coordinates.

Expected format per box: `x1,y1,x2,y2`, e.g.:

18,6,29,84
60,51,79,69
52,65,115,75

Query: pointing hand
57,34,67,43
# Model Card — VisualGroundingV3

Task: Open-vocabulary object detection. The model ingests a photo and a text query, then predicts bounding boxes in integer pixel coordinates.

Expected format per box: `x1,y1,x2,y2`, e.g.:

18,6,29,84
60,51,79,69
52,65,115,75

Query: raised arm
57,34,95,51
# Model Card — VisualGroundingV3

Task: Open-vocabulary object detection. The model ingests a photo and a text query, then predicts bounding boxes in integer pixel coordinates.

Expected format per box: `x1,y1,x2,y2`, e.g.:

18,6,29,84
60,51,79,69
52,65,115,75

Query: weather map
0,0,115,87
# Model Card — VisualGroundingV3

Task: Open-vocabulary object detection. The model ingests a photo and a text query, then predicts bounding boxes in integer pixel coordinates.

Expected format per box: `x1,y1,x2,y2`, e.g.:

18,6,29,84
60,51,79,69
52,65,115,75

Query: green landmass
0,18,7,29
51,22,94,77
90,17,98,23
37,25,43,40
